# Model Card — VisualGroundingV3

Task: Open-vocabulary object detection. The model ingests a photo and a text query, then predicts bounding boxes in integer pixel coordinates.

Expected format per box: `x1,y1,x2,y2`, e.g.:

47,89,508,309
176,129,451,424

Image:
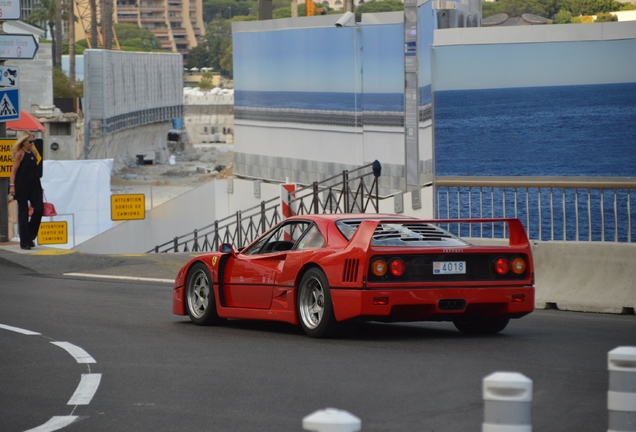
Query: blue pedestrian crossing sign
0,88,19,121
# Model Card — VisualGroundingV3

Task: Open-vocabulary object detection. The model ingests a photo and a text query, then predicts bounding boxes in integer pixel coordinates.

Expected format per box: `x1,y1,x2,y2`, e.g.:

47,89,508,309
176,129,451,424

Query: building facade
114,0,204,55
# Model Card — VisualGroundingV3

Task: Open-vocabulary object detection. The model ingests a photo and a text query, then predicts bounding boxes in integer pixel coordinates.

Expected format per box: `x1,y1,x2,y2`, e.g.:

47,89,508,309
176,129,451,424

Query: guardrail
435,176,635,243
149,161,382,253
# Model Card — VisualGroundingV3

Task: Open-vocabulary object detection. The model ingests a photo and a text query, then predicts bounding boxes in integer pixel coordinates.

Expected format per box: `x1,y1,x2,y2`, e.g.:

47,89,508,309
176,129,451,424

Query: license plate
433,261,466,275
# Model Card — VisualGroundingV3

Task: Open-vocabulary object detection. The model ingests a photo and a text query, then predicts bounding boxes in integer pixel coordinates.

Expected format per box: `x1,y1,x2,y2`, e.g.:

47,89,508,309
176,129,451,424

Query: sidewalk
0,241,197,283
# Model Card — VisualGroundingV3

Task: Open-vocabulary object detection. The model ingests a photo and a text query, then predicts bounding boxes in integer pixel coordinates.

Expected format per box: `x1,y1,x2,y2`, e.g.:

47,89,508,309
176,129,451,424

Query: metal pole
0,122,7,243
0,21,8,243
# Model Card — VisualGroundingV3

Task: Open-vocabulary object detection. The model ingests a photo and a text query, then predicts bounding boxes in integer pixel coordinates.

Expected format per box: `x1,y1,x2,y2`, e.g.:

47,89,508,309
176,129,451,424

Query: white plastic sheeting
40,159,114,249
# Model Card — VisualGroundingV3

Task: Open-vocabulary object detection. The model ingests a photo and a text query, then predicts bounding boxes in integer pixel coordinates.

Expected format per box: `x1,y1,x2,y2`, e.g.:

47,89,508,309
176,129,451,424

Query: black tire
185,263,223,325
453,316,510,335
297,268,337,338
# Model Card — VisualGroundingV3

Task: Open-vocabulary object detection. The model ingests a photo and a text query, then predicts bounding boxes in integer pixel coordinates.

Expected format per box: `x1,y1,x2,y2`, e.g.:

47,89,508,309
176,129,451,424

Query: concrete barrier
303,408,361,432
608,347,636,432
483,372,532,432
532,241,636,314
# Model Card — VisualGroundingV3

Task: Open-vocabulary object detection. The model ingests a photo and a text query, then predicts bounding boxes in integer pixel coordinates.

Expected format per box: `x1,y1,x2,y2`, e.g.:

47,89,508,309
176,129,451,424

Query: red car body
173,214,535,337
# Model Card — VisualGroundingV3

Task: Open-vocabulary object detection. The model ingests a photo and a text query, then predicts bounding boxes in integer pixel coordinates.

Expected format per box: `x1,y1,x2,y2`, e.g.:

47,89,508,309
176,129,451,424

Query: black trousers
17,196,43,247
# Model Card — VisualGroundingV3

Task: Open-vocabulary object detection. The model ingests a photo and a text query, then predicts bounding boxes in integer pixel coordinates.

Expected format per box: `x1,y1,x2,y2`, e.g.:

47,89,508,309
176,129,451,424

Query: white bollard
483,372,532,432
608,346,636,432
303,408,361,432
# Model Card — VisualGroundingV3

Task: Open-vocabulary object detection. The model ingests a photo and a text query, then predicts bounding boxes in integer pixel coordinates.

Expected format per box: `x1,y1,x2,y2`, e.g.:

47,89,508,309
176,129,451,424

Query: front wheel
297,268,337,338
453,316,510,335
185,263,223,325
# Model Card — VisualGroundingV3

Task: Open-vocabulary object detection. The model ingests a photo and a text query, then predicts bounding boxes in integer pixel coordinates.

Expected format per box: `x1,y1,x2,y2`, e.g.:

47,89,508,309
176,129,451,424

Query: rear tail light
370,259,388,277
511,257,527,275
389,259,406,277
494,257,510,275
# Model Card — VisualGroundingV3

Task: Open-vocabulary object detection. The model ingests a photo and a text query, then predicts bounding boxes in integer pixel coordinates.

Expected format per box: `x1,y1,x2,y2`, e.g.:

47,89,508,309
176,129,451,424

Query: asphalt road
1,251,635,432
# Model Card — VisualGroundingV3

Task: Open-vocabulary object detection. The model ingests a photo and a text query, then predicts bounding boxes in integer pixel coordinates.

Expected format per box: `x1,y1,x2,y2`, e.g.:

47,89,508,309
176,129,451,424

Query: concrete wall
6,43,53,111
75,179,224,254
88,121,173,171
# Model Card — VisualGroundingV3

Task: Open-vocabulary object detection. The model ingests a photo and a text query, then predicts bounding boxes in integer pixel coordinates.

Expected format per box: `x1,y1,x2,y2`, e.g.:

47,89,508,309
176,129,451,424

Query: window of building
48,122,72,136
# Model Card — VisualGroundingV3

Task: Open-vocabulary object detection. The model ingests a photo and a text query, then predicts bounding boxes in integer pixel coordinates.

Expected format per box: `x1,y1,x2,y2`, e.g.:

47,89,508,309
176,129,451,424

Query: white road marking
68,373,102,405
64,272,174,284
0,323,40,335
24,416,78,432
2,324,102,431
50,341,97,364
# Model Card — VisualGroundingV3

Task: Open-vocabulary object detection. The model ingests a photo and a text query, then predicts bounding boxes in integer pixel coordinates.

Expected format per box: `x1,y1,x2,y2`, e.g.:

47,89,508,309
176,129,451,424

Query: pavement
0,241,198,284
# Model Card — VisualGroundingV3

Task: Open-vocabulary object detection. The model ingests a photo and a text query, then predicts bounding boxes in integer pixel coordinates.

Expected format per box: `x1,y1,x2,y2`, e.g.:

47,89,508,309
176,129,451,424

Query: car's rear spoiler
359,217,530,247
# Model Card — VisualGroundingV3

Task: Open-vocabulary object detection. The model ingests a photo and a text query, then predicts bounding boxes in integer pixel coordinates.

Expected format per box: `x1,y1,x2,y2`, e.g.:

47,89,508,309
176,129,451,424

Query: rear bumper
331,286,534,322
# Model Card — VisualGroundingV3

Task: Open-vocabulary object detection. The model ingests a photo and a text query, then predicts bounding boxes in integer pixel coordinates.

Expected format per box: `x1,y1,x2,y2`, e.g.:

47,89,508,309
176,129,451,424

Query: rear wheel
453,316,510,335
297,268,337,338
185,263,223,325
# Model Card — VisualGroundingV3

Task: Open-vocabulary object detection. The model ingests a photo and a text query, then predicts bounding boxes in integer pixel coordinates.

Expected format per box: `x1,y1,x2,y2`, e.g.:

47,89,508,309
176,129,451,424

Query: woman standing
8,132,43,250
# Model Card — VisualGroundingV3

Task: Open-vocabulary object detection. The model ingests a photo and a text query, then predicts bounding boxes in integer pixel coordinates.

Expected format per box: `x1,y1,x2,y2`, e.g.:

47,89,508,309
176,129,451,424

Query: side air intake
343,259,359,282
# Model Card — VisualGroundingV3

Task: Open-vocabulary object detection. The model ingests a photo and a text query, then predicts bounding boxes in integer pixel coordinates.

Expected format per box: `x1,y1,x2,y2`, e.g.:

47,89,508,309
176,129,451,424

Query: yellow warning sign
38,222,68,245
0,138,14,178
111,193,145,221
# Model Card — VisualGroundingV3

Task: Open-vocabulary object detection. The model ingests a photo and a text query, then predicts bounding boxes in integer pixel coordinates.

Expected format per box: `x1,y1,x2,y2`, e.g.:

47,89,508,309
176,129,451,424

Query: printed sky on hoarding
432,38,636,91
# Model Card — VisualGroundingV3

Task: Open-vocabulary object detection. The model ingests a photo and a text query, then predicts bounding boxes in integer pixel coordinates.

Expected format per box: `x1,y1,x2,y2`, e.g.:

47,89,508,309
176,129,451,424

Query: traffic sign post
0,34,39,59
0,66,18,88
0,88,19,121
0,0,22,20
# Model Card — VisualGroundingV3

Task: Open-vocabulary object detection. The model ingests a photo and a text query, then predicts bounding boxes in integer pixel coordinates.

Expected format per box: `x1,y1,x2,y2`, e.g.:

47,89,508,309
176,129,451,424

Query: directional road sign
0,34,39,59
0,66,19,88
0,0,22,20
0,88,19,121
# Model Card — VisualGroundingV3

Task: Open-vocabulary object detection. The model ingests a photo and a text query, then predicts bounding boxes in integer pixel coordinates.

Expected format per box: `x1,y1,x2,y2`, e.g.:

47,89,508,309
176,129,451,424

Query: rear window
336,220,469,247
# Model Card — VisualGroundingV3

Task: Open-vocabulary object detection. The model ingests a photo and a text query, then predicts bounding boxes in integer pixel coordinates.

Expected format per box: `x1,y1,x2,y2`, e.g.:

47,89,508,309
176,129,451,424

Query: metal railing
149,161,382,253
435,176,636,242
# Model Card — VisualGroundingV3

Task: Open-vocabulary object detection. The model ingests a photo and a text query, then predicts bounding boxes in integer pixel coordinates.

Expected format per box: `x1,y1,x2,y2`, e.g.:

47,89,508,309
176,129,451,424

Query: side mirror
220,243,236,255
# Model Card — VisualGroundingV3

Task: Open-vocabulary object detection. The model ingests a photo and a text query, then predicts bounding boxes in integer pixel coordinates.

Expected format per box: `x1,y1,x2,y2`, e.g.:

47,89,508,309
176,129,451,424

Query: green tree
28,0,68,67
114,23,163,50
492,0,547,18
553,7,573,22
53,67,83,98
219,41,233,77
203,0,256,21
73,24,163,53
187,45,211,69
355,0,404,19
595,11,617,20
198,71,216,92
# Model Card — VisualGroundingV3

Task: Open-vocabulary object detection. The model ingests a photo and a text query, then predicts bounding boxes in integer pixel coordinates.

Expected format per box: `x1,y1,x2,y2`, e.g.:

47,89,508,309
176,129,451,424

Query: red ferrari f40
173,214,535,338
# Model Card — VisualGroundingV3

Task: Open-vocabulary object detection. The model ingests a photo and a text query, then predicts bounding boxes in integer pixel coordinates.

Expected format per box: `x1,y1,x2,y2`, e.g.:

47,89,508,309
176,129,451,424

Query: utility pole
0,21,8,243
0,14,40,243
